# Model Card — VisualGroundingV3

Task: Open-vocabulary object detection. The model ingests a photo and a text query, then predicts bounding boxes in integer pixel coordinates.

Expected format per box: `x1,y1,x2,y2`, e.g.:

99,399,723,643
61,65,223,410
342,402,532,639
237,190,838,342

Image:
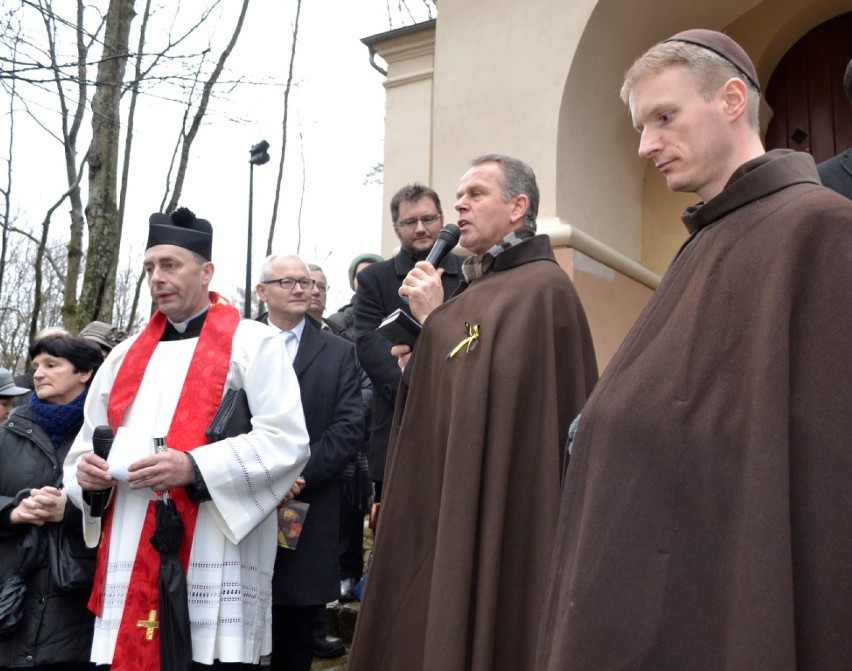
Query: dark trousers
270,604,319,671
339,504,365,581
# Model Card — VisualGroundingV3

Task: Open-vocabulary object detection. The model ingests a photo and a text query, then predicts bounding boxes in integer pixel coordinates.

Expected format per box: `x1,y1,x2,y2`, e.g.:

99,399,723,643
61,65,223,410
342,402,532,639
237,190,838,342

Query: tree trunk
117,0,152,241
79,0,136,328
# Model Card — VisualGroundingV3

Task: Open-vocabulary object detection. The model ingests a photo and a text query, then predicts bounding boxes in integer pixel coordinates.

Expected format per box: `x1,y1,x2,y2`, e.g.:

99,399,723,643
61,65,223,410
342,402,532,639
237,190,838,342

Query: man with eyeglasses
354,184,462,506
256,254,363,671
306,264,331,329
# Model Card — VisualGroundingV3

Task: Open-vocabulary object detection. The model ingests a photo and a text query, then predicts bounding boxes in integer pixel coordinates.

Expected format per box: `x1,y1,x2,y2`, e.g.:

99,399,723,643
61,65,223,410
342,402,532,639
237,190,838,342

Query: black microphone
425,223,461,268
89,425,114,518
401,223,461,305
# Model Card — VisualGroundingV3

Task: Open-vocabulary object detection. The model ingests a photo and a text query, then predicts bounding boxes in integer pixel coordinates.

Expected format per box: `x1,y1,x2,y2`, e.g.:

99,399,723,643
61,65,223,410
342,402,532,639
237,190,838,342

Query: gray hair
470,154,539,231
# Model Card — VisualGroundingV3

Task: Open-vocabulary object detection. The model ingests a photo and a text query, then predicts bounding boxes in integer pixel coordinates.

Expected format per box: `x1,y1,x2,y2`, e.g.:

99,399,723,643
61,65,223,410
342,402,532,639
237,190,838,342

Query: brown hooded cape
537,150,852,670
349,235,598,671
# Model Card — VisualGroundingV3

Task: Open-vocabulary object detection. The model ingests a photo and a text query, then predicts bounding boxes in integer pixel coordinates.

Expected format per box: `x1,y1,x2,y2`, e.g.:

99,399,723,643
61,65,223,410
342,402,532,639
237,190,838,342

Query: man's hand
391,344,412,373
127,449,195,492
10,486,66,526
281,477,306,505
76,451,115,492
399,261,445,324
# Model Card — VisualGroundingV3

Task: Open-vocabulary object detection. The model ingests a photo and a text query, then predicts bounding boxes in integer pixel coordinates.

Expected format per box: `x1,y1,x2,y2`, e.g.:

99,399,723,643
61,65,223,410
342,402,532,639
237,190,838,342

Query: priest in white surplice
64,207,310,671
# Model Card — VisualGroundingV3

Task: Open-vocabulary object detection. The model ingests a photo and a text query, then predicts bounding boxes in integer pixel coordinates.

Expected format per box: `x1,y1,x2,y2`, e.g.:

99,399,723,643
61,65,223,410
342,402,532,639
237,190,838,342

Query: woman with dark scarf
0,335,102,670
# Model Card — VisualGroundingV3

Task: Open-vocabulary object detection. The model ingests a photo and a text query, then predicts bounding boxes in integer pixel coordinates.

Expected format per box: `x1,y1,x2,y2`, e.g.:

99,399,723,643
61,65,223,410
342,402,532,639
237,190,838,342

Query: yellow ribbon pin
447,322,480,359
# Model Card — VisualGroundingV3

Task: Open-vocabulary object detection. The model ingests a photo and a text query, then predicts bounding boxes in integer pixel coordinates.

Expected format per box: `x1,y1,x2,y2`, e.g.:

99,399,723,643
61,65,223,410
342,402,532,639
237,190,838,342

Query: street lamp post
245,140,270,318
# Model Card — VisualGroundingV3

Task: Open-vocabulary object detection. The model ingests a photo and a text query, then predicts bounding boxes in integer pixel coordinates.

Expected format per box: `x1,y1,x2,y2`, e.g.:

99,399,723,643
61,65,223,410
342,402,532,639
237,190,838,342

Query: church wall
370,0,852,369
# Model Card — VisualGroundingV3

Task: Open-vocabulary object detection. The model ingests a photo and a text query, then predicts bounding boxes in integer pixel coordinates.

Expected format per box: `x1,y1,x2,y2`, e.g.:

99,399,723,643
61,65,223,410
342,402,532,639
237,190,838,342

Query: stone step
326,599,361,644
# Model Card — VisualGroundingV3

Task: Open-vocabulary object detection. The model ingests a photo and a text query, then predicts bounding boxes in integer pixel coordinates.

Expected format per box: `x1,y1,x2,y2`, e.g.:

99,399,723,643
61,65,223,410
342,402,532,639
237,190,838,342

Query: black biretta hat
663,29,760,93
146,207,213,260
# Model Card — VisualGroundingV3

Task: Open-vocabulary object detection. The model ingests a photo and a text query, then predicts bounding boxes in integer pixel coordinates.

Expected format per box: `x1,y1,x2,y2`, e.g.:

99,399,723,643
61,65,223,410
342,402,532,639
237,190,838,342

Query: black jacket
354,250,462,482
0,405,94,667
818,146,852,200
257,315,365,604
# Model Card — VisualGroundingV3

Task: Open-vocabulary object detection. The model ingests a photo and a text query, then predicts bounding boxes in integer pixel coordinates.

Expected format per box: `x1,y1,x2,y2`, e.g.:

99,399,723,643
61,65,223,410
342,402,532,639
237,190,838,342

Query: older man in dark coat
537,30,852,671
256,254,363,671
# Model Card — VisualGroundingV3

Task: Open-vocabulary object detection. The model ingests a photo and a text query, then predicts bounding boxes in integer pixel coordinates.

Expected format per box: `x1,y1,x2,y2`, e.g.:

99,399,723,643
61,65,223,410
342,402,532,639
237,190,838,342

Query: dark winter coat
0,404,95,668
354,250,462,482
348,235,598,671
818,146,852,199
259,316,364,605
537,150,852,671
325,295,357,340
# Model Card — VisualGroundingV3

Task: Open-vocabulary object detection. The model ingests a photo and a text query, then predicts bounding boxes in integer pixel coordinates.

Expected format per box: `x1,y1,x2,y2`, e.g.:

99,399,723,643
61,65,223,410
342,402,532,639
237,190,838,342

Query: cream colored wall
428,0,597,226
372,28,437,255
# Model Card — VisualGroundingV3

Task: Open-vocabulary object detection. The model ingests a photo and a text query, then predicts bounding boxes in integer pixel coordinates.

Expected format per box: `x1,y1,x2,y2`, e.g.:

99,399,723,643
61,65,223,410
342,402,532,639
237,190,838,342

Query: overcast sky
3,0,435,319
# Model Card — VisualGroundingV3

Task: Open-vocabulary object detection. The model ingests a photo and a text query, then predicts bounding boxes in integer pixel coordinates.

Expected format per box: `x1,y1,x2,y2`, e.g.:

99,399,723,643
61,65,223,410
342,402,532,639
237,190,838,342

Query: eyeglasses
314,282,329,292
261,277,316,291
394,213,442,228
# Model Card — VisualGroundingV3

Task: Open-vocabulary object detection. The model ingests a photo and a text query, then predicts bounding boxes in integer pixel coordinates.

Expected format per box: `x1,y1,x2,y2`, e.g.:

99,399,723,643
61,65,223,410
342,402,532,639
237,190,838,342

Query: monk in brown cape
348,154,598,671
537,30,852,670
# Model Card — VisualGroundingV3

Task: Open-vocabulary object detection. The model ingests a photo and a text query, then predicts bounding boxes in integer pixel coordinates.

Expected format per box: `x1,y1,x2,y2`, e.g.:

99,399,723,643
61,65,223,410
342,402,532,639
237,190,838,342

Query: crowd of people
0,28,851,671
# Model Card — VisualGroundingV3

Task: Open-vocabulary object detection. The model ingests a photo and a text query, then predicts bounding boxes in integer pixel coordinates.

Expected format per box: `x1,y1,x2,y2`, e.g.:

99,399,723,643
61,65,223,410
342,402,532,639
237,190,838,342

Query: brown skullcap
146,206,213,260
80,321,128,351
664,29,760,93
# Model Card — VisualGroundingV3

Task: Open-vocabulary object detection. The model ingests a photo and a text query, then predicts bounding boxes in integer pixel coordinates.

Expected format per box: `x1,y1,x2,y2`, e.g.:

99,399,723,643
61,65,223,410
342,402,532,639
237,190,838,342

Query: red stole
88,293,239,671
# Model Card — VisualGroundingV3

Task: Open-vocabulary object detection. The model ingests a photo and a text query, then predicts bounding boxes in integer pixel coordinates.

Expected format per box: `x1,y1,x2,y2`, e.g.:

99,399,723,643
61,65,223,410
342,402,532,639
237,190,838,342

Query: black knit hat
146,207,213,260
663,29,760,93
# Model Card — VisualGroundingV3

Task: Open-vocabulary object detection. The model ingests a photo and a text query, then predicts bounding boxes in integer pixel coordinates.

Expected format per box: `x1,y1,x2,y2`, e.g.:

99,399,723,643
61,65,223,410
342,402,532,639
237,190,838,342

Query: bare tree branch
117,0,150,231
164,0,250,214
267,0,302,256
0,20,19,301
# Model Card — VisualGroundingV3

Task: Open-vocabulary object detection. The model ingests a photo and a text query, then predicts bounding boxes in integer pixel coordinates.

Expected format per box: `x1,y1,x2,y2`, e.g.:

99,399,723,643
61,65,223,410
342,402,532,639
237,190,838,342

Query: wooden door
765,12,852,163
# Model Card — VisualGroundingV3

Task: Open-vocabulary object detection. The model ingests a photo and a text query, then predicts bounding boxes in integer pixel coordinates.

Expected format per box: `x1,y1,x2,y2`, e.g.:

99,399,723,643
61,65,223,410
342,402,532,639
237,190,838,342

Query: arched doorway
765,12,852,162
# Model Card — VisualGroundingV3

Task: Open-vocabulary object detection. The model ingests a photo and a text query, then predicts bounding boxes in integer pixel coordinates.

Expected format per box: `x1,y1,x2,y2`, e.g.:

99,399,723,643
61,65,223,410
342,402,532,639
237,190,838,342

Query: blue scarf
29,388,88,448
